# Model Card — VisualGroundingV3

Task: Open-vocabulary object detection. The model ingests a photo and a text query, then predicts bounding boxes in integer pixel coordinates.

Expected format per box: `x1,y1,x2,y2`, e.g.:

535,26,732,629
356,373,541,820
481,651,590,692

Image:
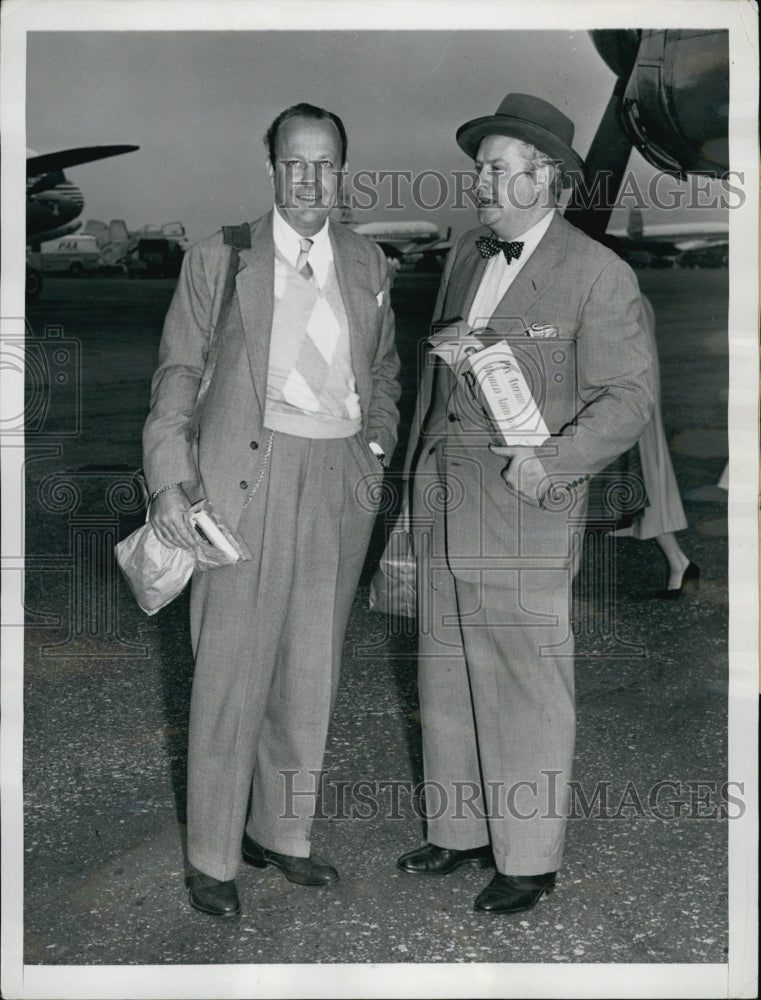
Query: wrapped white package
115,521,195,616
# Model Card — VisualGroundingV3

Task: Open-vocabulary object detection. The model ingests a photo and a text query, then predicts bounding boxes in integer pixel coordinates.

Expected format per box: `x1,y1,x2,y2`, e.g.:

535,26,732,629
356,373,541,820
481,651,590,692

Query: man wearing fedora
396,94,654,913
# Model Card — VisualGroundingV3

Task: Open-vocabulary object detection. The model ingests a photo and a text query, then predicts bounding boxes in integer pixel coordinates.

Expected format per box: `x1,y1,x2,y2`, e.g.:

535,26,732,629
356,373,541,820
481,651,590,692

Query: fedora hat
456,93,584,185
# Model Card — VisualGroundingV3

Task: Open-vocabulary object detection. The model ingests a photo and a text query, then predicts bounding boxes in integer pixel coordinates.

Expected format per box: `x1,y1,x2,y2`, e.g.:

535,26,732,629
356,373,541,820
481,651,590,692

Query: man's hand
149,485,198,549
489,444,546,507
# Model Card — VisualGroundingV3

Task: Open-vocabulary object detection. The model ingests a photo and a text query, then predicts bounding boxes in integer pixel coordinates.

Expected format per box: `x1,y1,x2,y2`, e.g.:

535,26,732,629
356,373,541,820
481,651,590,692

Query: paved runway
14,266,733,986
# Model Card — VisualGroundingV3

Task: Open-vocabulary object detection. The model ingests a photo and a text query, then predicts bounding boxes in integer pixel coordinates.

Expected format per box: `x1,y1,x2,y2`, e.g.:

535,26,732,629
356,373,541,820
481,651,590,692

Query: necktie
475,236,524,264
296,237,314,281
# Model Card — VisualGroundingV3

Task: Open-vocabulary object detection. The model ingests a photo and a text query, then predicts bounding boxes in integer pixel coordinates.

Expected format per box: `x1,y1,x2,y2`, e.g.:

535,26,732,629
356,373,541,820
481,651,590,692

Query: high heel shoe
654,561,700,599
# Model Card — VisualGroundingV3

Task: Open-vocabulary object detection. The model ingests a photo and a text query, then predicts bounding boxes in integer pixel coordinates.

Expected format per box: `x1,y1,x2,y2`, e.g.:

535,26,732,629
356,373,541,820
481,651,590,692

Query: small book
189,508,241,561
186,499,252,569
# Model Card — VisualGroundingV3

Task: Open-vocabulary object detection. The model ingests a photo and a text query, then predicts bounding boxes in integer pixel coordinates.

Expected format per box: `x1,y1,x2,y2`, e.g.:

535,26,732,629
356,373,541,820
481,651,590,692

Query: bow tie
476,236,524,264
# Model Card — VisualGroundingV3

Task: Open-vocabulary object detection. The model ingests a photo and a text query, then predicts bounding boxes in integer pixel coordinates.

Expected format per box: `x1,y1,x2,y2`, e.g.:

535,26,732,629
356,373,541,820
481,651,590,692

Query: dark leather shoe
397,842,494,875
474,871,556,914
655,561,700,599
241,834,339,886
187,872,240,917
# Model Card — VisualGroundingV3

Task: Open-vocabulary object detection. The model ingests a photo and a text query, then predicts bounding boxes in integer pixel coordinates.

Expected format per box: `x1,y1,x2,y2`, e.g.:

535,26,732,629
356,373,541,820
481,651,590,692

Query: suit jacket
404,212,655,586
143,211,401,533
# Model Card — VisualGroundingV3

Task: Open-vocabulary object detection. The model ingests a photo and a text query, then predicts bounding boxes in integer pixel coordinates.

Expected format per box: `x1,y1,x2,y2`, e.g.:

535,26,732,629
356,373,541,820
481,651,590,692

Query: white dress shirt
272,207,332,288
467,210,555,329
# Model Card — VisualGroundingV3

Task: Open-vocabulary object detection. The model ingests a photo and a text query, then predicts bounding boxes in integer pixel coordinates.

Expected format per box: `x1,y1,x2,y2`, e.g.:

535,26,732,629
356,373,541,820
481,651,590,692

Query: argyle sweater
263,250,362,438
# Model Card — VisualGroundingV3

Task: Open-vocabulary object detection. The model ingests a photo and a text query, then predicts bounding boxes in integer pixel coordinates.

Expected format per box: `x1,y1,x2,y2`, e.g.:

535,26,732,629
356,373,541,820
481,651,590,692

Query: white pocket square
526,322,559,338
376,290,384,306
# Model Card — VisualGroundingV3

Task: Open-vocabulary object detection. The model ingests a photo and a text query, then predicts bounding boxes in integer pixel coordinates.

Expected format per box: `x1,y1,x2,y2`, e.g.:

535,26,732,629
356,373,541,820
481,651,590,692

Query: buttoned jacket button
249,440,258,450
240,480,248,489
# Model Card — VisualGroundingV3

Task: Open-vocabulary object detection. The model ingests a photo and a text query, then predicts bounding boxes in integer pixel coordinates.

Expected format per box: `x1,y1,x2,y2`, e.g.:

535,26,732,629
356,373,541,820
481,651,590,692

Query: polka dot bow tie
475,236,524,264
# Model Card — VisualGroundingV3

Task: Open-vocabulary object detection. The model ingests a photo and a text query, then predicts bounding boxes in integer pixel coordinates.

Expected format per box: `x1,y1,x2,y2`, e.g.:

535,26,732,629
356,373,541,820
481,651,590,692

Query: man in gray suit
396,94,654,913
144,103,400,917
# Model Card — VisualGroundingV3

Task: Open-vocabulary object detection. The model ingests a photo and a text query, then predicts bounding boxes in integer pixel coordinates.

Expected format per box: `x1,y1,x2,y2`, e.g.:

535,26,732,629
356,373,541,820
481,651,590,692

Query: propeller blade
27,144,139,176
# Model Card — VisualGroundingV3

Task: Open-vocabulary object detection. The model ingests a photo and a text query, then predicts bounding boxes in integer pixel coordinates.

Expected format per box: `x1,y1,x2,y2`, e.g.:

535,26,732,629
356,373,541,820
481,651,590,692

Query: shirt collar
501,209,555,256
510,208,555,249
272,208,332,270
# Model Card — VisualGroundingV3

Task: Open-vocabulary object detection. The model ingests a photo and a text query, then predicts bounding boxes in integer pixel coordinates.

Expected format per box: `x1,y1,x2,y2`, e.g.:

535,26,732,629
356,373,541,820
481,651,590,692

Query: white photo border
1,2,758,998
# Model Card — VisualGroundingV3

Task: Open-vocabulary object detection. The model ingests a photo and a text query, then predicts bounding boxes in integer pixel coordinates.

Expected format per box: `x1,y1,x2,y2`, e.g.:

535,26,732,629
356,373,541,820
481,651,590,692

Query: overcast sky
26,29,728,244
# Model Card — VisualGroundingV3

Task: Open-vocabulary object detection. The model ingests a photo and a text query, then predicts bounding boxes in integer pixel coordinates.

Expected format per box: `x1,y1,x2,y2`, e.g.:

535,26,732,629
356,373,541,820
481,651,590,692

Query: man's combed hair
517,140,566,201
264,103,348,165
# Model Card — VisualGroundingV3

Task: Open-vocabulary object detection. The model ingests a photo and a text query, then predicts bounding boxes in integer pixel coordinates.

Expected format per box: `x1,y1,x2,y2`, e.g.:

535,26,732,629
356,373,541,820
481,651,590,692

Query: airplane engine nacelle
569,29,730,239
617,29,729,177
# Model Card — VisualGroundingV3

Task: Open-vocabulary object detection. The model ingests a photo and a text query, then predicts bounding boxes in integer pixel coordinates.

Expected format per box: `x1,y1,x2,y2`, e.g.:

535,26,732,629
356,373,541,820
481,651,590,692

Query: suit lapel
417,234,487,438
489,212,569,331
444,234,489,323
234,212,274,411
330,221,370,362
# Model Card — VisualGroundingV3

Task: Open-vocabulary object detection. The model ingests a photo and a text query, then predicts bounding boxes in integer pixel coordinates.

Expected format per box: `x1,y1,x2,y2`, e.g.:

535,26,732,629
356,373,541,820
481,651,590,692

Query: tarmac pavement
12,266,736,991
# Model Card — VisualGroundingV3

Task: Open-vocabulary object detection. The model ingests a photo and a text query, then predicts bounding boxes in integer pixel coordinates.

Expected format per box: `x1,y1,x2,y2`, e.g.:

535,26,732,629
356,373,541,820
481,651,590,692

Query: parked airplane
25,144,138,295
606,207,729,267
338,210,452,271
26,144,139,248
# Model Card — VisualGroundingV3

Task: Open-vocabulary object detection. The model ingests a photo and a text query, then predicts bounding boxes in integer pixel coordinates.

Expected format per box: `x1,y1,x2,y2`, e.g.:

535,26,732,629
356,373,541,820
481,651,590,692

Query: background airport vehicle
123,237,184,278
38,234,102,275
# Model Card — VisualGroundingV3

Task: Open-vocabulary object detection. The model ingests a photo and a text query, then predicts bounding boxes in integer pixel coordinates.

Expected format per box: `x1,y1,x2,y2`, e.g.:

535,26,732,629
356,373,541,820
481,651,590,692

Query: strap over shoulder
222,223,252,249
189,224,249,436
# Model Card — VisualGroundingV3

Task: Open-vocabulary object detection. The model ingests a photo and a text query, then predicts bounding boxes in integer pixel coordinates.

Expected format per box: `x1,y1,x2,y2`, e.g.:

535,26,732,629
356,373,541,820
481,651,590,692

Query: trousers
186,431,380,881
413,442,576,876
